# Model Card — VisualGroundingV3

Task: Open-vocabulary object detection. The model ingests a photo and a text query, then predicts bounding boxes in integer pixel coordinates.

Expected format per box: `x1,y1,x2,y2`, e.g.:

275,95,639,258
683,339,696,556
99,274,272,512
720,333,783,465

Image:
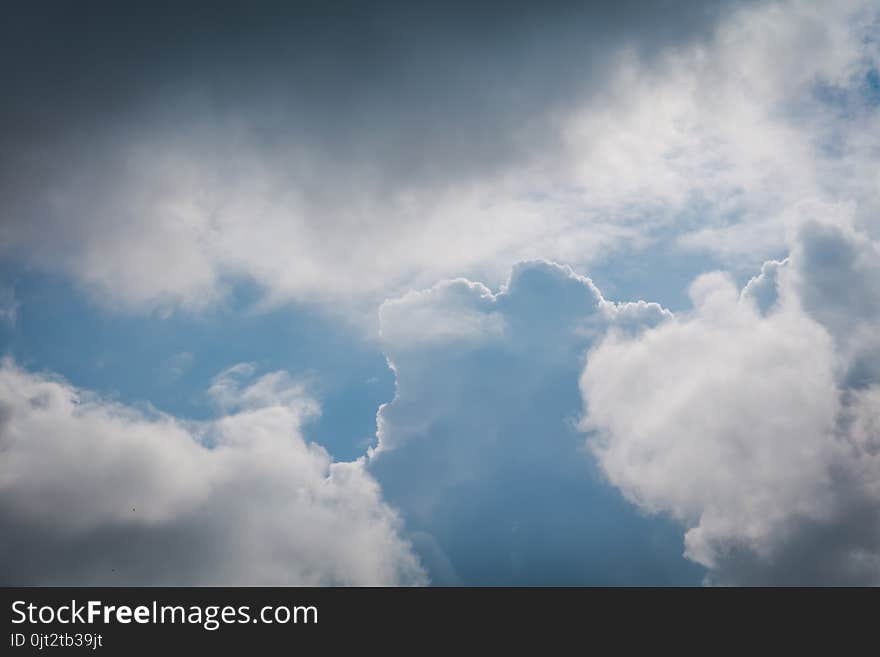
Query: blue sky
1,267,393,461
3,0,880,586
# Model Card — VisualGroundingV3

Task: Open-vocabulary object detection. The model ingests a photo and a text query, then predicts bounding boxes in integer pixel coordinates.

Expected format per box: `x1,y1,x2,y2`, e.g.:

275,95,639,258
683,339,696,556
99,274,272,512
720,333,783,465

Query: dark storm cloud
0,0,746,209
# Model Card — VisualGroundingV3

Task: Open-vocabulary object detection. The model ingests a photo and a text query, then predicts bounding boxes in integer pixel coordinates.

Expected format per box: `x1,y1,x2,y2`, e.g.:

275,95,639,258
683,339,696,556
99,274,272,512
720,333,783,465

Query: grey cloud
791,220,880,388
708,386,880,585
794,221,880,339
0,1,748,311
741,257,787,314
0,360,425,585
0,1,743,180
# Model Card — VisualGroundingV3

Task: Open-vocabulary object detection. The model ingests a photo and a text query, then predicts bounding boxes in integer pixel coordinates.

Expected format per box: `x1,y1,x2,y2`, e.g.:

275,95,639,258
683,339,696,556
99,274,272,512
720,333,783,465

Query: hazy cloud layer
0,361,425,585
0,284,16,325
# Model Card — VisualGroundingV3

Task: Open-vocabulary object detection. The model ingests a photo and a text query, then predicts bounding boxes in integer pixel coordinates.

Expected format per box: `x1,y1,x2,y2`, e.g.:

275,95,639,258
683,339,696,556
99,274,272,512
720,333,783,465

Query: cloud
0,284,16,325
3,1,877,319
206,362,317,414
0,0,778,314
2,0,880,588
369,261,696,584
378,279,504,349
740,257,787,314
581,220,880,584
368,214,880,586
582,273,840,575
0,360,425,585
790,216,880,388
155,351,194,383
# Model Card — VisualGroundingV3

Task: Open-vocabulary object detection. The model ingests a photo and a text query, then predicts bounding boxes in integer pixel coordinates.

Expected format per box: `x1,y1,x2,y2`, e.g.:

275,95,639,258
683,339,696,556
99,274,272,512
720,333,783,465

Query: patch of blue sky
0,265,393,462
863,67,880,105
588,241,719,313
586,198,769,313
808,60,880,112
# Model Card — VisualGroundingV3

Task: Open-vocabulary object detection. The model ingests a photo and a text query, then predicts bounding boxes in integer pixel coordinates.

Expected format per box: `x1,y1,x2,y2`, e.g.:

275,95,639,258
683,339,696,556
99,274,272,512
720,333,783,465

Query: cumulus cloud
369,261,694,584
377,280,505,349
581,220,880,584
0,360,425,585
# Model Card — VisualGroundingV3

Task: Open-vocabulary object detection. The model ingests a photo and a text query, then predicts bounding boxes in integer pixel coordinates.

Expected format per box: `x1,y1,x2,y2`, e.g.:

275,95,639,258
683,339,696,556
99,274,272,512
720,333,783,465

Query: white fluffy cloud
581,220,880,584
582,272,840,572
0,360,425,585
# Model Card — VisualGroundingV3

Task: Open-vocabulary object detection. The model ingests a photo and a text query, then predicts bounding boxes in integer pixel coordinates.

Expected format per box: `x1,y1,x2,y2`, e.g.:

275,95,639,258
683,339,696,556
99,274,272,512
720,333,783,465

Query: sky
2,0,880,585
